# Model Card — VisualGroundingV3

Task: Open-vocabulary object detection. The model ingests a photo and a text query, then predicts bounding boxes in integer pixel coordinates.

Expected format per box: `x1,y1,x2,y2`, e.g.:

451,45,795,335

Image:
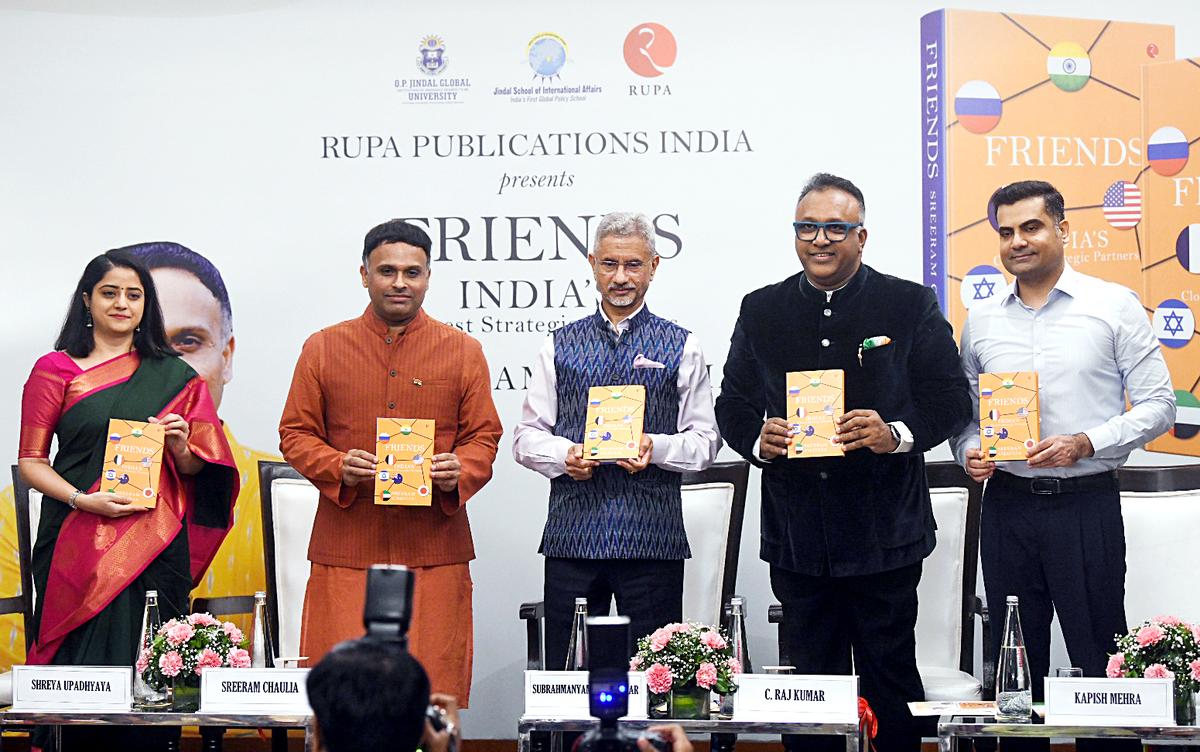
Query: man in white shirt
513,211,721,668
953,181,1174,746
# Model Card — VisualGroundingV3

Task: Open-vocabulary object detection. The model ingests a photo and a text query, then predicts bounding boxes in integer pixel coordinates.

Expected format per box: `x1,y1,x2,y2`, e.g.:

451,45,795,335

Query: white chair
916,463,985,701
1118,466,1200,627
258,461,320,663
519,460,750,669
3,466,41,705
768,461,987,701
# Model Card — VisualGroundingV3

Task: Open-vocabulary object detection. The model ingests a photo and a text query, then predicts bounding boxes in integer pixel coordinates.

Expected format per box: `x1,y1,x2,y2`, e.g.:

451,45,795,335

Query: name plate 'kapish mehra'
733,674,858,723
1044,677,1175,726
200,668,312,714
11,665,132,711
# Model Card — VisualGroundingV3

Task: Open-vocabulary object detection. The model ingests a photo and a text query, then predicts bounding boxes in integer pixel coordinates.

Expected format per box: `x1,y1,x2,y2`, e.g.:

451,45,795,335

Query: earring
135,325,141,334
85,308,93,328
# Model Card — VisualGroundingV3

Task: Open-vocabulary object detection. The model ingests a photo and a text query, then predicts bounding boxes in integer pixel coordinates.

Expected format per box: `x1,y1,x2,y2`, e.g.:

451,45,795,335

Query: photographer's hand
422,694,461,752
638,724,693,752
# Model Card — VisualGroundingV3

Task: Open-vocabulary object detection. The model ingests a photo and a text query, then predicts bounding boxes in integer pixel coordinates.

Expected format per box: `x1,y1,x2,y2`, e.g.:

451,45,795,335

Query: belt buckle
1030,478,1060,495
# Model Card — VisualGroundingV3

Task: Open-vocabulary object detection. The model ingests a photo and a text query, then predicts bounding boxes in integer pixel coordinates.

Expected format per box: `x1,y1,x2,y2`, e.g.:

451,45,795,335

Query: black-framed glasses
793,221,863,242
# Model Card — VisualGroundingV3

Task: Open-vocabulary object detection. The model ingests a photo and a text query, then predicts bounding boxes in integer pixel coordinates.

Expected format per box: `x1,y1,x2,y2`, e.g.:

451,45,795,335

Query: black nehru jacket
716,264,972,577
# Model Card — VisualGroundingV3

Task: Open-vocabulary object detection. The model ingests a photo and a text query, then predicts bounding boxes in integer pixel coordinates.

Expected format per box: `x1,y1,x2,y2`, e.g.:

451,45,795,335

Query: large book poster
921,10,1174,334
1143,58,1200,453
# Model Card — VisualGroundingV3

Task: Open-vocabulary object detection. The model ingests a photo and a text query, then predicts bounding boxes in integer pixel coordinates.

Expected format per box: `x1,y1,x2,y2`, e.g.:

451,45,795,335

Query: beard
603,287,638,307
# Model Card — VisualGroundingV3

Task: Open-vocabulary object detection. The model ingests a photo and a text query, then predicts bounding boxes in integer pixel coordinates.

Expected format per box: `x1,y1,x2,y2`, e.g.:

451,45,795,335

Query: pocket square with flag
632,353,666,369
857,335,892,367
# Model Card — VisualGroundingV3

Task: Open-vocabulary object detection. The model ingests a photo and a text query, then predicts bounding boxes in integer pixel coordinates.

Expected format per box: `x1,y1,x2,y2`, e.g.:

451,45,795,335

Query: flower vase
1176,690,1197,726
668,685,710,720
172,676,201,712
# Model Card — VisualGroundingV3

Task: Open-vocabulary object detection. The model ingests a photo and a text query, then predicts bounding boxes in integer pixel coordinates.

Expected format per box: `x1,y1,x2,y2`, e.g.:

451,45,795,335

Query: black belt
988,469,1118,496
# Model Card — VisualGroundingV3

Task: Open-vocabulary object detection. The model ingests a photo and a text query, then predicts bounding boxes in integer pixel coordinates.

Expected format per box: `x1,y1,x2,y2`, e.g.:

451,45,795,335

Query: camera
363,564,415,646
362,565,456,752
577,616,668,752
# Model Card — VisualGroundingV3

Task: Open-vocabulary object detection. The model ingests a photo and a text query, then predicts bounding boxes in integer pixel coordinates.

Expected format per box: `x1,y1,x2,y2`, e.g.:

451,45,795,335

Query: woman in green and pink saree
17,249,238,749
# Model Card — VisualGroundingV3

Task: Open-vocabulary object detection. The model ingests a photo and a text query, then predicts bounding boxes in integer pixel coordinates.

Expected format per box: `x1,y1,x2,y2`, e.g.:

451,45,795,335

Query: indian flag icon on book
1046,41,1090,92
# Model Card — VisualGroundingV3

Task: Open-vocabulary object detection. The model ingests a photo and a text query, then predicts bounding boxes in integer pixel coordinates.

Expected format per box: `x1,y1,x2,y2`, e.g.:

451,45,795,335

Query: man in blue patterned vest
514,211,722,668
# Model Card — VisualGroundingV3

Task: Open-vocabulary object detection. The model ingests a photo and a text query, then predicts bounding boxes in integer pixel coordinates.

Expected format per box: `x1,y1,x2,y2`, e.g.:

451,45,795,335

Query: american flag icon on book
1102,180,1141,230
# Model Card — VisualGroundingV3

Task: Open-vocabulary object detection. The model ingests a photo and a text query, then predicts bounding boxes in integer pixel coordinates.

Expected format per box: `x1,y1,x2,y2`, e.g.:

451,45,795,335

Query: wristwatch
888,423,902,450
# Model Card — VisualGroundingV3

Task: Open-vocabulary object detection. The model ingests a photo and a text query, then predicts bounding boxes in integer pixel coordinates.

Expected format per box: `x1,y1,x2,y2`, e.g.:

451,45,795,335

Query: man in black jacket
715,173,972,752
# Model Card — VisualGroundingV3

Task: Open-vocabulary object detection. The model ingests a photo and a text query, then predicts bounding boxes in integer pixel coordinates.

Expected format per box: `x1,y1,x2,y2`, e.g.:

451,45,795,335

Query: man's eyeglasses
596,259,647,274
793,221,863,242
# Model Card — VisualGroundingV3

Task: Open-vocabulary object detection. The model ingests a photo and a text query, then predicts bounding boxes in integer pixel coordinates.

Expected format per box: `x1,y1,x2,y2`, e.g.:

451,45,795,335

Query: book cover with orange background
979,371,1040,461
1142,58,1200,454
922,10,1173,335
583,385,645,461
374,418,435,506
101,419,164,508
786,370,844,459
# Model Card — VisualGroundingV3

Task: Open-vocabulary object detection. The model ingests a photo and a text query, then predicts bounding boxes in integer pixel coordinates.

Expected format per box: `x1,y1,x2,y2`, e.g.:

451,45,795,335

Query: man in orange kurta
279,219,502,705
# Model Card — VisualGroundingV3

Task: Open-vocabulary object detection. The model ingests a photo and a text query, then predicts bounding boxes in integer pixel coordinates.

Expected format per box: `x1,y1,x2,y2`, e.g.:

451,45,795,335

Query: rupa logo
624,22,675,96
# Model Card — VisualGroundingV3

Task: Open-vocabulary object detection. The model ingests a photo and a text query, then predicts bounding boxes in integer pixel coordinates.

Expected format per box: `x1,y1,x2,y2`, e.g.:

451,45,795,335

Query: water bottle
719,596,751,717
132,590,170,710
250,591,274,668
564,597,588,670
995,595,1032,722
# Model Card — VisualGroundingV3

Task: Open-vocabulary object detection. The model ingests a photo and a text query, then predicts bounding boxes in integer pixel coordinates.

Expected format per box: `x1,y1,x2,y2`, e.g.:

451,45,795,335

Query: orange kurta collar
360,304,428,339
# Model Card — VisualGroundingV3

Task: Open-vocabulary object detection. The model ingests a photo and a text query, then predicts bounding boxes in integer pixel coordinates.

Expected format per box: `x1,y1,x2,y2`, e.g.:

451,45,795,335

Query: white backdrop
2,0,1199,738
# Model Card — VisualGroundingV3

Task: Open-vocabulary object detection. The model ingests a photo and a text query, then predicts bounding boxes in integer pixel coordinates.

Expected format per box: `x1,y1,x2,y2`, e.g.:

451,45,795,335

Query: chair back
679,461,749,626
8,466,40,640
258,461,319,662
1118,465,1200,626
916,462,982,674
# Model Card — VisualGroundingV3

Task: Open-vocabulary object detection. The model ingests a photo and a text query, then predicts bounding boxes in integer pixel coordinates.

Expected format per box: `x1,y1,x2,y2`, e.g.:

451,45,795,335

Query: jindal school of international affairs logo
394,34,471,104
495,31,602,103
528,32,568,80
417,35,448,75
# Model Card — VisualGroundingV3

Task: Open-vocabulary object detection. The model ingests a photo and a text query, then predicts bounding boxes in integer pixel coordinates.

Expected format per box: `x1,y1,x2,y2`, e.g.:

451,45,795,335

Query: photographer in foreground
307,637,461,752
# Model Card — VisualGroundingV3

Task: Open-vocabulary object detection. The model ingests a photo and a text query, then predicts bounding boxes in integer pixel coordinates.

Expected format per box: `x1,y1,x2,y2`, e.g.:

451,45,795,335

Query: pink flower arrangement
701,631,727,651
223,622,245,644
195,648,224,675
188,613,221,627
159,651,184,678
1105,653,1124,678
165,622,195,646
1136,624,1164,647
228,648,252,669
645,663,673,694
649,628,673,652
139,611,252,692
633,621,740,698
1109,616,1200,695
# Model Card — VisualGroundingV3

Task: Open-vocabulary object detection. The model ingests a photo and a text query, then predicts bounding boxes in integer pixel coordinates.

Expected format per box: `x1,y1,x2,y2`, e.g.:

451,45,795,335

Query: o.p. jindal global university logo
418,35,448,75
624,22,676,97
394,34,471,104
